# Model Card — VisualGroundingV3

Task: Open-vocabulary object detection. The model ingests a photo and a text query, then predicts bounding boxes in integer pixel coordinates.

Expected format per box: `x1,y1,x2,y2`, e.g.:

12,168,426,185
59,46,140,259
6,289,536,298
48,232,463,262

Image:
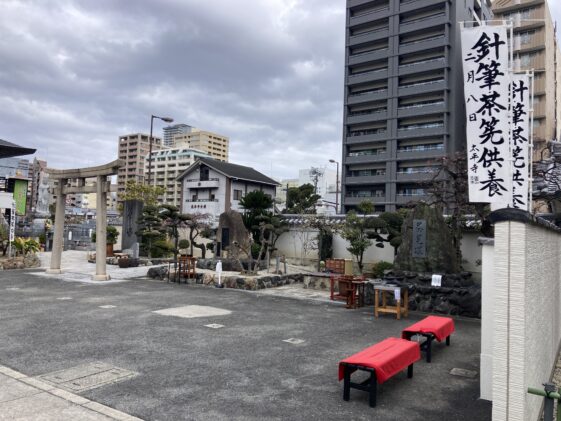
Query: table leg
446,336,451,346
396,297,401,320
374,290,379,318
368,370,377,408
343,365,351,401
330,278,334,301
404,288,409,317
382,290,386,309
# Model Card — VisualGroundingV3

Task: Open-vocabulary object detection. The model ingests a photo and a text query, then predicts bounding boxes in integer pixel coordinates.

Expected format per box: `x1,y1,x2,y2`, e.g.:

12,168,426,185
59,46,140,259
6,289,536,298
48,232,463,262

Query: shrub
178,239,190,249
151,240,174,258
372,261,394,278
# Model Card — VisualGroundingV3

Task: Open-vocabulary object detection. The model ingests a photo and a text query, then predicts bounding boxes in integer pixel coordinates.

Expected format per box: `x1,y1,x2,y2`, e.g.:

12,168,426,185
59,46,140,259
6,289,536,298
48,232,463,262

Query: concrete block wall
490,215,561,421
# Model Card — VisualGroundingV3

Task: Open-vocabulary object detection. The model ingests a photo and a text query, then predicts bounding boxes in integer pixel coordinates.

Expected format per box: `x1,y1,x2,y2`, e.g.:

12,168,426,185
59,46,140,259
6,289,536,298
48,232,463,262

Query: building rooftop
177,157,279,186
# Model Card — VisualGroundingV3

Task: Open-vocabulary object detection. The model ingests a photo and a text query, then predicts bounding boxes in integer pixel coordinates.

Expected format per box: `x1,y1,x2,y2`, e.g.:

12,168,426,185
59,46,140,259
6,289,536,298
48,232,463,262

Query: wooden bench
338,337,421,407
402,316,454,363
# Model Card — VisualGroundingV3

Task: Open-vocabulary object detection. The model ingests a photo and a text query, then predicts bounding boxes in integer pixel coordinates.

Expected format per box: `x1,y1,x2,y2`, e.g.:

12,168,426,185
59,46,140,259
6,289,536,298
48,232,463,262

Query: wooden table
374,285,408,319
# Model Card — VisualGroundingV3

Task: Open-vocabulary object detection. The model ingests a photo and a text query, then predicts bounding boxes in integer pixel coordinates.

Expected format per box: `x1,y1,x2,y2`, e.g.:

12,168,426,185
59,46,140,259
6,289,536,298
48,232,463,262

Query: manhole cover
204,324,225,329
6,287,20,291
38,362,137,392
99,305,116,309
450,368,478,379
56,297,72,300
283,338,305,345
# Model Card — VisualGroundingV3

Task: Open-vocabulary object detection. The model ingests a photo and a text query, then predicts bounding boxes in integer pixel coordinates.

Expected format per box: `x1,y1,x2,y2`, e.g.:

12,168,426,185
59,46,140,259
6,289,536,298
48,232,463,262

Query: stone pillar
47,179,66,273
93,175,110,281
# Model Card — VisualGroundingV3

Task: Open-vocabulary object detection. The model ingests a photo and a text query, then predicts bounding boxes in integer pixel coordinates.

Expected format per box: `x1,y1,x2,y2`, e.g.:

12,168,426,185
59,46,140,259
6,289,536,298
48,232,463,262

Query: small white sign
394,289,401,301
432,275,442,288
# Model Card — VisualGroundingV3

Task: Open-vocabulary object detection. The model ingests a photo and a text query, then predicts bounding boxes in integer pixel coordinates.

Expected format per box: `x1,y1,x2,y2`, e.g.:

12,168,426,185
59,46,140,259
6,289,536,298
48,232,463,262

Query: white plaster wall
480,241,494,401
275,228,395,269
492,221,561,421
460,232,483,278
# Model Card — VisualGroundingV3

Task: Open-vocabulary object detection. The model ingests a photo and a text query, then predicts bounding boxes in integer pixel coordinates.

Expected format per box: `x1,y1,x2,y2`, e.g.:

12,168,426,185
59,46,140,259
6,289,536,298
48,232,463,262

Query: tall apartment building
117,133,163,197
492,0,561,158
163,123,192,147
173,129,229,162
145,147,211,206
341,0,492,212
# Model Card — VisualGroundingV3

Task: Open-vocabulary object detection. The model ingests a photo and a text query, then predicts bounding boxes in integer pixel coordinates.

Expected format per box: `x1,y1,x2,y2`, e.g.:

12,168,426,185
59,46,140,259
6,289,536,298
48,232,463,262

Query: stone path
0,365,142,421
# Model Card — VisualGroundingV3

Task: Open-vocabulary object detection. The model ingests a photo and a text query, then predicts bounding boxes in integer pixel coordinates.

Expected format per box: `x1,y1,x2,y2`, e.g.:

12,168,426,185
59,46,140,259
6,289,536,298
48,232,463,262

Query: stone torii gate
46,160,124,281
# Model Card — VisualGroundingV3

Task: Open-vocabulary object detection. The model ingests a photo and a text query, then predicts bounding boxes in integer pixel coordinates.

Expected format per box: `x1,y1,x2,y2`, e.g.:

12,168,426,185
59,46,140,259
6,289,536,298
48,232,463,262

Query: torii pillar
46,160,124,280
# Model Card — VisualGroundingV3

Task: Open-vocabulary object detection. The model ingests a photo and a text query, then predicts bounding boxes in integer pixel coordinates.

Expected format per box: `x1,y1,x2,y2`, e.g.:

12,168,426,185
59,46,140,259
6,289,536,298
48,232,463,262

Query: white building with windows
145,148,211,206
177,157,279,225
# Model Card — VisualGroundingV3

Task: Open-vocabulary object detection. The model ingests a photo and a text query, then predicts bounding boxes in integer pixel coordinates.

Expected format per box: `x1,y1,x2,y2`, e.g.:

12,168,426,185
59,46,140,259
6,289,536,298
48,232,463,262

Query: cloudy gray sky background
1,1,560,180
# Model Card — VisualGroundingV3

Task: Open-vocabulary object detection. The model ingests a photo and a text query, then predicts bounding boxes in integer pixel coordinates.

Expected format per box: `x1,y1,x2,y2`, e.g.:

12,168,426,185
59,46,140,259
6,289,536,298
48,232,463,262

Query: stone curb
0,364,143,421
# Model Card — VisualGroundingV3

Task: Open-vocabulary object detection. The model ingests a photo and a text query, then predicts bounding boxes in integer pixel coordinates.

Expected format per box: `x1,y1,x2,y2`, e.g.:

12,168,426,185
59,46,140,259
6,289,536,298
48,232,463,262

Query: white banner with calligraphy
462,26,511,204
510,74,530,210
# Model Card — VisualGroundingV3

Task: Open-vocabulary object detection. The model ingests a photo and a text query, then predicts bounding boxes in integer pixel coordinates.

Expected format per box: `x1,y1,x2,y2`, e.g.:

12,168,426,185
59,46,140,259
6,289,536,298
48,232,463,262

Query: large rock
394,202,460,273
23,254,41,268
147,266,168,280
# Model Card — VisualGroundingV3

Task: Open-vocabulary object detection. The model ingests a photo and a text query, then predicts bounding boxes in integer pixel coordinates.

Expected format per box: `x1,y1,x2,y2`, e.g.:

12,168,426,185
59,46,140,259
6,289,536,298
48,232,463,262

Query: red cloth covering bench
338,337,421,407
402,316,454,363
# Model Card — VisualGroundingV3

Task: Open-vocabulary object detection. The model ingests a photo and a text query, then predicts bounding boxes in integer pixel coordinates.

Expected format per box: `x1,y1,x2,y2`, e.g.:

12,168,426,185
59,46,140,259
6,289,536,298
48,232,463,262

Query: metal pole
147,115,154,186
335,161,340,214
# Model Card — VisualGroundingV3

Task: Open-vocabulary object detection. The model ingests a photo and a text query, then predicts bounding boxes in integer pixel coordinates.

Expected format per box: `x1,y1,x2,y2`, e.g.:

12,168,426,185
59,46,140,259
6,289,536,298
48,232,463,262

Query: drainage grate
38,362,137,392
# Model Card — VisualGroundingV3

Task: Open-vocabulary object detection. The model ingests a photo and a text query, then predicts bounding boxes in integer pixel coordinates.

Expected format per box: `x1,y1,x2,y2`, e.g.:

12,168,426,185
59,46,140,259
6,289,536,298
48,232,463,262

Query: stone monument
216,210,252,258
394,202,459,273
122,200,144,251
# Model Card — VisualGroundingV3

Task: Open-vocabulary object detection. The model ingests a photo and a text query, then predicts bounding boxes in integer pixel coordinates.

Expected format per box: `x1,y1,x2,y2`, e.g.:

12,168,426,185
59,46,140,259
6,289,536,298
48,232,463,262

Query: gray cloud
0,0,345,179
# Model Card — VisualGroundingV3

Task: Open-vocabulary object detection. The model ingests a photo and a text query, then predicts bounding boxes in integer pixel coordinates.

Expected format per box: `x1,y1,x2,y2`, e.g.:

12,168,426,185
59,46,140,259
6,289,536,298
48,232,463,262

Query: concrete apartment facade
117,133,163,198
341,0,492,212
492,0,561,159
173,129,229,162
145,147,211,206
162,123,192,147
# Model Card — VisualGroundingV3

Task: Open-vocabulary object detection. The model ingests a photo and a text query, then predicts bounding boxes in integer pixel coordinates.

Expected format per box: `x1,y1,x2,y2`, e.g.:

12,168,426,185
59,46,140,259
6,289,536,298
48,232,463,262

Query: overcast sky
1,1,560,181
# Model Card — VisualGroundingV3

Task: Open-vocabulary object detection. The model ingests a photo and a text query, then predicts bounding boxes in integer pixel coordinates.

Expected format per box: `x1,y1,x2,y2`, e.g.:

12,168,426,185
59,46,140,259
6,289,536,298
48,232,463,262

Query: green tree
184,213,212,258
284,183,321,214
340,200,377,273
159,205,191,273
119,180,165,207
239,190,274,236
136,205,166,258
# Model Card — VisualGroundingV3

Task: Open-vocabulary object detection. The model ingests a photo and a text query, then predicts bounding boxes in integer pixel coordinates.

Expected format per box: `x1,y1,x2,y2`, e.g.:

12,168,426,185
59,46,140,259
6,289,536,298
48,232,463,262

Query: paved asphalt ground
0,269,491,421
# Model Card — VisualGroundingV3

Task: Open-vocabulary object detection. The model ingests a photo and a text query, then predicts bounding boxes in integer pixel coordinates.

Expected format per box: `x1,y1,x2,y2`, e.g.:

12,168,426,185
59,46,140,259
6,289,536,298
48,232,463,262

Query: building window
200,166,209,181
233,189,242,200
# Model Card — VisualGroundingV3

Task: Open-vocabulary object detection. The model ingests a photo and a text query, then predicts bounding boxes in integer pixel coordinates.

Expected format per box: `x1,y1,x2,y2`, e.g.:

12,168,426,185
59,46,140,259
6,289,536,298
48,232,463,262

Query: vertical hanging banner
510,74,530,210
461,26,511,203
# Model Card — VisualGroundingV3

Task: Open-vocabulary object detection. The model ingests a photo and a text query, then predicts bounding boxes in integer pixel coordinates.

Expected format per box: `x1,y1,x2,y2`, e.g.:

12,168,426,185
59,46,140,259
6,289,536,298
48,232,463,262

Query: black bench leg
407,364,414,378
446,336,450,346
343,365,351,402
369,370,377,408
426,337,433,363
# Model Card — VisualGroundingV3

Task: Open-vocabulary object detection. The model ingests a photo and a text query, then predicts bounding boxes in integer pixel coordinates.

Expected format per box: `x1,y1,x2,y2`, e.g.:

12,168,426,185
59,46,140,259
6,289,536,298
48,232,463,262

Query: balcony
396,171,436,182
348,48,389,66
348,27,390,46
346,109,387,124
346,151,387,164
347,68,388,85
345,195,385,205
399,12,447,34
347,88,388,105
183,178,220,189
398,79,446,97
399,35,448,55
346,130,388,144
350,7,390,27
399,0,448,14
397,123,446,138
398,57,447,76
346,174,387,184
397,148,444,160
397,102,446,118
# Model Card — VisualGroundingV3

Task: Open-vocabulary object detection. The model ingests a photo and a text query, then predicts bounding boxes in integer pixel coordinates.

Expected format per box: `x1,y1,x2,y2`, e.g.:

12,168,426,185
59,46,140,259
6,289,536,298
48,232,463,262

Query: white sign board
462,26,511,204
510,74,531,210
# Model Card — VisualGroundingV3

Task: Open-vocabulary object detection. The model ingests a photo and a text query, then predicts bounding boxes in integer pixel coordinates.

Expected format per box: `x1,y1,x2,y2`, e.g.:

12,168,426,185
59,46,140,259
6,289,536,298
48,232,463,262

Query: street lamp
329,159,340,214
147,115,174,185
